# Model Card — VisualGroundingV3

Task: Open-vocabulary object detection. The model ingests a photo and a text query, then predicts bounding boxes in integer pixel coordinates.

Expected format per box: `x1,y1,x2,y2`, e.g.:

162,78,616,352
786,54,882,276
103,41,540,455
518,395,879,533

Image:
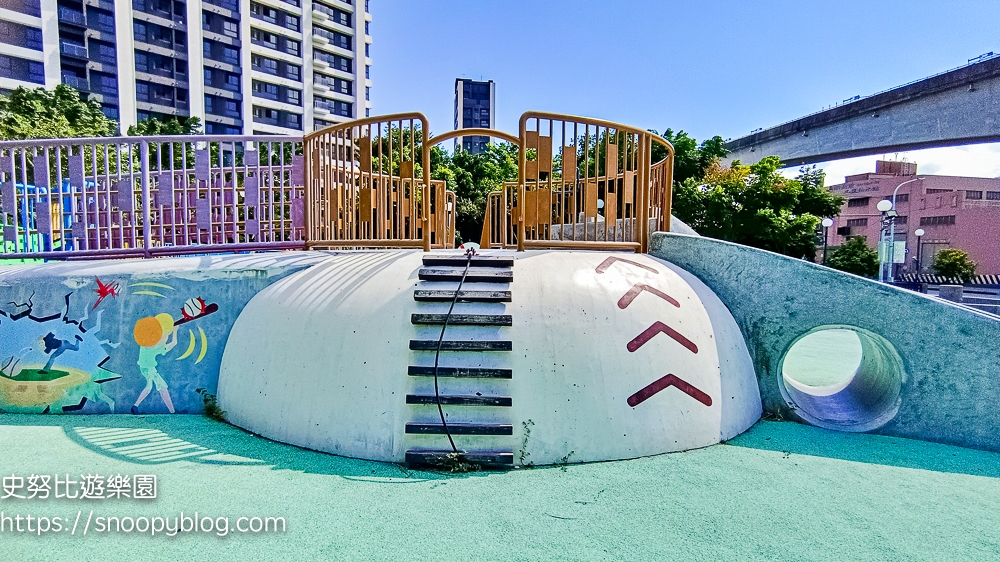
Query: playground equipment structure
1,111,673,258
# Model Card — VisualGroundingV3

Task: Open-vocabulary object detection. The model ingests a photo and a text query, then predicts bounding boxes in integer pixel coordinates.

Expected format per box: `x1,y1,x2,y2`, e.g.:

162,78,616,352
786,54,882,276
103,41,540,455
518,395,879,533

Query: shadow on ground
0,414,508,482
728,418,1000,478
5,413,1000,483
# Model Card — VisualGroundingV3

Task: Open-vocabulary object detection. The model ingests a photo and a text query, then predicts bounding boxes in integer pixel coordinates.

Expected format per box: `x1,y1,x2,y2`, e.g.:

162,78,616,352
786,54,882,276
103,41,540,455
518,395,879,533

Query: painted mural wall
0,255,320,414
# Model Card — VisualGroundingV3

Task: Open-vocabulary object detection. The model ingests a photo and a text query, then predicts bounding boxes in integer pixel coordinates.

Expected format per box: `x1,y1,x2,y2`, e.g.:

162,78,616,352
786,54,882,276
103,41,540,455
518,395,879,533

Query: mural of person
132,313,178,414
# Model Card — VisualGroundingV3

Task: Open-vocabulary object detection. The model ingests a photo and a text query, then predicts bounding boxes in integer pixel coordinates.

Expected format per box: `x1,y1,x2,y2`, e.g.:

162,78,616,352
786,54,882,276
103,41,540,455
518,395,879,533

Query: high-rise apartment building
453,78,493,153
0,0,371,134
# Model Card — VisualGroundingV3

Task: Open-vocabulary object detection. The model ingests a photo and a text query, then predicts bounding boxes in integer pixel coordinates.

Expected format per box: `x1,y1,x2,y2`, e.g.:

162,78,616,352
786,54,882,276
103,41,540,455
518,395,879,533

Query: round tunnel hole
778,326,904,432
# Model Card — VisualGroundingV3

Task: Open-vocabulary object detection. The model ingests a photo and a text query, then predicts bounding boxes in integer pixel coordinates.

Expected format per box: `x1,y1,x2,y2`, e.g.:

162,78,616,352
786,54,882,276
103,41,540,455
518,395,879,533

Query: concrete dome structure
218,250,761,465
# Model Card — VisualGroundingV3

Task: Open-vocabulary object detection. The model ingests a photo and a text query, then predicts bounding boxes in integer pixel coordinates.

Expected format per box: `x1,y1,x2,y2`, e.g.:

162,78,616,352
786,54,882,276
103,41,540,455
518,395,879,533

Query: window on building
847,197,869,208
225,100,238,115
919,215,956,226
285,14,299,31
895,216,908,225
286,113,300,127
967,190,984,200
845,218,868,227
314,51,352,72
204,95,214,113
223,47,239,64
926,188,952,194
365,86,369,101
888,193,908,203
251,28,278,49
365,43,369,56
286,64,300,80
366,65,370,79
987,191,1000,201
314,26,352,49
203,40,211,58
365,20,369,34
287,89,300,105
226,73,239,88
134,21,147,42
223,20,238,38
250,2,278,23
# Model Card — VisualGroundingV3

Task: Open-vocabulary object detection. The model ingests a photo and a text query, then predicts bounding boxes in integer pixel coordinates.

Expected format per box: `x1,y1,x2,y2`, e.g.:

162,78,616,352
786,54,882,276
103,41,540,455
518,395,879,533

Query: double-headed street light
885,177,925,283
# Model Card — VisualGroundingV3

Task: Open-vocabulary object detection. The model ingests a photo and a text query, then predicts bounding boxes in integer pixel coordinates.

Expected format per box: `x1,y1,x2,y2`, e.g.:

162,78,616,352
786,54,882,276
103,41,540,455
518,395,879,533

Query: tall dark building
454,78,494,153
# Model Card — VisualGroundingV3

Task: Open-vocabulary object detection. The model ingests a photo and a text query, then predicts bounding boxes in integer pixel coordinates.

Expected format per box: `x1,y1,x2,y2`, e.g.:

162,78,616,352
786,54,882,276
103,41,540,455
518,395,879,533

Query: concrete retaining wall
650,231,1000,452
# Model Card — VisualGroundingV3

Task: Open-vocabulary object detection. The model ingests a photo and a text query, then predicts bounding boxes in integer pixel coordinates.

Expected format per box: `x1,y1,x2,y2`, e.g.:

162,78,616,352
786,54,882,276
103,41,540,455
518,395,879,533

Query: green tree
649,129,729,185
127,116,202,136
671,156,845,259
826,236,879,277
932,249,977,281
432,143,518,244
0,85,116,139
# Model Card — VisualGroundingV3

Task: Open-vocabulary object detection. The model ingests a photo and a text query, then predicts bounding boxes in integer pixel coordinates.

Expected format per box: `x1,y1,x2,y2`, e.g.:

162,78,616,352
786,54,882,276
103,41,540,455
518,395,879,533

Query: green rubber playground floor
1,414,997,561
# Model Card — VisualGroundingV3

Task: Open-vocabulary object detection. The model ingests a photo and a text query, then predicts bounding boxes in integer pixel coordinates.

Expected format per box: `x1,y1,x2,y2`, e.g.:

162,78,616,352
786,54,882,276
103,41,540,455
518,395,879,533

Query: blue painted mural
0,255,319,414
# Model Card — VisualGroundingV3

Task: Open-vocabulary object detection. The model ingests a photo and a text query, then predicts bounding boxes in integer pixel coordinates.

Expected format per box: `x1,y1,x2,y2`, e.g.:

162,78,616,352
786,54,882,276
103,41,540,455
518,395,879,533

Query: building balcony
203,0,238,11
253,115,279,126
84,0,116,11
58,7,87,26
61,73,89,91
60,42,89,59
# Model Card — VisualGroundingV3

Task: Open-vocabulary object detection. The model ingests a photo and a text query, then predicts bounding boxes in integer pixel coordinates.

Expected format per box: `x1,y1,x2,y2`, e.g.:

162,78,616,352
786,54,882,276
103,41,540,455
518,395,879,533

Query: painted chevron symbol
595,256,659,275
627,374,712,407
618,284,680,309
626,321,698,354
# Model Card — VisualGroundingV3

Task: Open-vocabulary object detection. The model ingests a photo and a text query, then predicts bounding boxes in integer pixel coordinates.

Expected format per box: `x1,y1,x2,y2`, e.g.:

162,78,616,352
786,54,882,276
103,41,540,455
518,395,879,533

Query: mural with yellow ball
131,298,219,414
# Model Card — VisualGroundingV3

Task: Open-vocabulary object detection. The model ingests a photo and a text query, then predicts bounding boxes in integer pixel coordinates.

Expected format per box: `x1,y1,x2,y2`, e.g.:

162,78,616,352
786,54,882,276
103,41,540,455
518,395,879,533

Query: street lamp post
821,218,834,264
876,199,895,282
888,177,925,282
914,228,925,274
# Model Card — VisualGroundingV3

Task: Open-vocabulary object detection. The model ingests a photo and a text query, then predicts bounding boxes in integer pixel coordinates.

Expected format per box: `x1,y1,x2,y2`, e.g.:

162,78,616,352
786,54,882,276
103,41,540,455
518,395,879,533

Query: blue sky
369,0,1000,179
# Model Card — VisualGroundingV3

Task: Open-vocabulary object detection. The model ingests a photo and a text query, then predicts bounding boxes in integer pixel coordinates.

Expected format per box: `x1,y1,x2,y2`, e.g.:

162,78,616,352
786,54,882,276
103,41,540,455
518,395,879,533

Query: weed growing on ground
557,451,575,471
518,419,535,467
195,388,226,422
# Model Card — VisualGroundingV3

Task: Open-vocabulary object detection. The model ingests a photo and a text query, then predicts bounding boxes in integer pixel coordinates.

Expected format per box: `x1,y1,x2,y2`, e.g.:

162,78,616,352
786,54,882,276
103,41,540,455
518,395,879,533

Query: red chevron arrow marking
627,374,712,407
595,256,659,275
626,321,698,354
618,284,680,309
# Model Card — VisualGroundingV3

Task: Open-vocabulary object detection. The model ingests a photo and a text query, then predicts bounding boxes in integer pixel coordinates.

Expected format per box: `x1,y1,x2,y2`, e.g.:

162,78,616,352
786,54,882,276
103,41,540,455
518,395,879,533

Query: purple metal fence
0,135,306,259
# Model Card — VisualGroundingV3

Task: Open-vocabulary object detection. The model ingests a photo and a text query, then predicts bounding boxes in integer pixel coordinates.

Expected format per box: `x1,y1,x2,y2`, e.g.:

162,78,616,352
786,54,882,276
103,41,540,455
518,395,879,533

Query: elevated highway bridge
724,54,1000,165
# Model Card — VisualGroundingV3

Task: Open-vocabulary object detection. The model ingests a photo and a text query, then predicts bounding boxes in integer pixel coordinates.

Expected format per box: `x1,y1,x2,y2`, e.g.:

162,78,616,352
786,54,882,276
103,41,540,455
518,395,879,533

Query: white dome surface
218,250,760,465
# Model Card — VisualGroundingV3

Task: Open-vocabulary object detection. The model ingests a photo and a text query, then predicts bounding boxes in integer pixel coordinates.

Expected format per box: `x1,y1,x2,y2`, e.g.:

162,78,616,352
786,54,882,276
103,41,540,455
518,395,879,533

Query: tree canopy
127,116,202,136
650,129,729,185
932,248,977,281
430,143,518,244
827,236,879,277
0,85,116,140
671,157,845,259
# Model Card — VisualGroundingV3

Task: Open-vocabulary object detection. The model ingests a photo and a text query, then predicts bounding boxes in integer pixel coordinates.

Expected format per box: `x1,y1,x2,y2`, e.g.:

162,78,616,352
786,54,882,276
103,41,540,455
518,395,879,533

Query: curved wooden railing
479,112,674,253
303,112,445,250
